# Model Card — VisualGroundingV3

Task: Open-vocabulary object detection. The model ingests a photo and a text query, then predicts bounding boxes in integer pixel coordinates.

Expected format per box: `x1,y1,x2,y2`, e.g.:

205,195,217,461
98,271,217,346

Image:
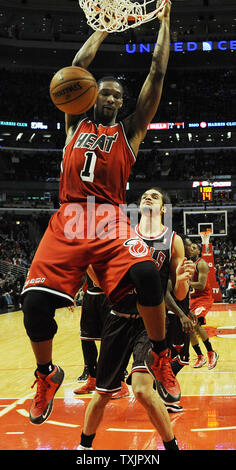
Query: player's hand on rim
157,0,171,21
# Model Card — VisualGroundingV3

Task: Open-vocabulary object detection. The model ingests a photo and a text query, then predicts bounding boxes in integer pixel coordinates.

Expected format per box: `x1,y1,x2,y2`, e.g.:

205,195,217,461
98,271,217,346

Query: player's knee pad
128,261,163,306
22,291,58,342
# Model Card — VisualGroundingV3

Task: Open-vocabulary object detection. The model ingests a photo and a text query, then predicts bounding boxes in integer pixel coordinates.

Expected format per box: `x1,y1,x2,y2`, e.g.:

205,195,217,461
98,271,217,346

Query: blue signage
125,39,236,53
0,120,28,127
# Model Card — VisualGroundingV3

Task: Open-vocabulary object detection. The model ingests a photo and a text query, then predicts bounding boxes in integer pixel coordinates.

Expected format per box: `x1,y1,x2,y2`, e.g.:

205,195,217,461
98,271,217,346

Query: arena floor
0,303,236,452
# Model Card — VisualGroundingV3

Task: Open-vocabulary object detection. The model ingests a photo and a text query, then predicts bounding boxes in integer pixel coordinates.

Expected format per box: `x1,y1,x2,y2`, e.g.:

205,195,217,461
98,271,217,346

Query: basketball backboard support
183,210,227,237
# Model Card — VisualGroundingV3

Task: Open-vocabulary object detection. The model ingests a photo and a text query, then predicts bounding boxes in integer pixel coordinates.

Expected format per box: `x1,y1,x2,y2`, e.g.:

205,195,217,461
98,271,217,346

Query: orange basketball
49,66,98,115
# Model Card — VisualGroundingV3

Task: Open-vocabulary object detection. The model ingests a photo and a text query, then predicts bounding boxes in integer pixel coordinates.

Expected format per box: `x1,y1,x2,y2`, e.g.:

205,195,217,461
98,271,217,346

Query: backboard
183,210,227,237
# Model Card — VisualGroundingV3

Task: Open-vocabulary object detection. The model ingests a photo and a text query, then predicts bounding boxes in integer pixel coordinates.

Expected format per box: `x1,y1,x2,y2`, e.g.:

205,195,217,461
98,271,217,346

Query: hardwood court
0,303,236,451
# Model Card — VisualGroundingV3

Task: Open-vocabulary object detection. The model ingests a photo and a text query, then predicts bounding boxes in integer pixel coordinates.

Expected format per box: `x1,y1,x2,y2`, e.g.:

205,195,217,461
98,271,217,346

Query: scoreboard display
193,180,232,203
198,185,214,202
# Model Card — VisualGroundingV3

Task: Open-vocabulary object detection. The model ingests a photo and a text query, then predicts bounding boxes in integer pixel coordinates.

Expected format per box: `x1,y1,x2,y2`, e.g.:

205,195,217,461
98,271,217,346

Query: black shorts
166,311,190,365
96,313,151,394
197,316,205,326
80,291,110,340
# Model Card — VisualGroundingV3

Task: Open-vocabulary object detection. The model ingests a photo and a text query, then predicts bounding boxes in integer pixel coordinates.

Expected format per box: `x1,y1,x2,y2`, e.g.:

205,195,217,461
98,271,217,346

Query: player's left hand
188,310,198,326
180,314,194,334
157,0,171,21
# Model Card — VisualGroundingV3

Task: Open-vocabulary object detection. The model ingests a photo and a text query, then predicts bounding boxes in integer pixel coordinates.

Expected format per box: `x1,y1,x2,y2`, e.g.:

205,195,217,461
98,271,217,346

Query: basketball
49,66,98,115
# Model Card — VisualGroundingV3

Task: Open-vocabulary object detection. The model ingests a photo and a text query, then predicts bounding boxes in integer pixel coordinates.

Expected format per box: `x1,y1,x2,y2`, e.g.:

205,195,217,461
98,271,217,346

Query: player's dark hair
178,233,191,245
150,187,171,206
192,241,202,256
97,76,124,95
138,187,171,207
197,243,202,255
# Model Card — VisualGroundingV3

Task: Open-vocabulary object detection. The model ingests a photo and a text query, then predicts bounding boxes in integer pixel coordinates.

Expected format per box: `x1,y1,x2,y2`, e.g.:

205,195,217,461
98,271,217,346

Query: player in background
165,236,197,412
74,274,129,398
189,243,219,369
77,187,195,451
21,1,181,427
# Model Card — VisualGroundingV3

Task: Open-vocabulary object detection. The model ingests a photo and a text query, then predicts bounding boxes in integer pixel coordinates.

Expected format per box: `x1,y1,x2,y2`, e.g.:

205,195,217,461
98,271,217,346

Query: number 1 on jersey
80,151,97,182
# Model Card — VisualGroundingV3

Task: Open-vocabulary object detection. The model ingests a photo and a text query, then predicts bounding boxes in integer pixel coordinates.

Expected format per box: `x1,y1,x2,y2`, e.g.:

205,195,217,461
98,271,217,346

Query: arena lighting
0,120,28,127
31,122,48,130
192,181,232,188
125,39,236,53
0,120,235,132
189,121,236,128
147,122,184,130
0,120,62,130
147,121,236,130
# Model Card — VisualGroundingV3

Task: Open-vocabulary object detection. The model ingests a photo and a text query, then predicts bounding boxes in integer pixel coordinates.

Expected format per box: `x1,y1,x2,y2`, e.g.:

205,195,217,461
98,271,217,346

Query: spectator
225,274,236,303
218,272,227,297
2,280,14,308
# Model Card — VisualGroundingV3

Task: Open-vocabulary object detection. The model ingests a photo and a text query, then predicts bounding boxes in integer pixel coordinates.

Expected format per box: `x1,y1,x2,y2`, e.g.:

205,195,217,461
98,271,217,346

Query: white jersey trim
63,117,88,151
21,286,74,303
135,225,175,260
86,289,105,295
134,224,169,241
119,121,136,163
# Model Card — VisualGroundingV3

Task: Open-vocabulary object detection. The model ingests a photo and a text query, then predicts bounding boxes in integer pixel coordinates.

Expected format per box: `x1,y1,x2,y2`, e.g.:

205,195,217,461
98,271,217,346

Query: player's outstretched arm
124,1,171,153
72,31,108,69
170,235,194,301
65,31,108,134
165,279,194,333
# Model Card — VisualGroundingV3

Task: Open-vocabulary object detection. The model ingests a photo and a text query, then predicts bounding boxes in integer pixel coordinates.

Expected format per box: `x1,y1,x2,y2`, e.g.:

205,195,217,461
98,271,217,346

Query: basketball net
78,0,168,32
200,228,212,253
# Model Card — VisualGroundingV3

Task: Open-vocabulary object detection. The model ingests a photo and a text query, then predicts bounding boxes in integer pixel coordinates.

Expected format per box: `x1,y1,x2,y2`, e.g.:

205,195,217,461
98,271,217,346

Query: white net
200,229,212,250
78,0,167,32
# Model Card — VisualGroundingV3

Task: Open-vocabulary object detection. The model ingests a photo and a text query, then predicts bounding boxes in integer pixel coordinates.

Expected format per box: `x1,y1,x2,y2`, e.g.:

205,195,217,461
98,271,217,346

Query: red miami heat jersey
191,258,213,301
59,117,136,205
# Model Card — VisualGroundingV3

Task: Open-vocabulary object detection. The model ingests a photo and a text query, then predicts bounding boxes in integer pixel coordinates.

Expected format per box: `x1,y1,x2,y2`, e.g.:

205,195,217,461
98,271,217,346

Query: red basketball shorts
21,202,155,304
190,297,214,323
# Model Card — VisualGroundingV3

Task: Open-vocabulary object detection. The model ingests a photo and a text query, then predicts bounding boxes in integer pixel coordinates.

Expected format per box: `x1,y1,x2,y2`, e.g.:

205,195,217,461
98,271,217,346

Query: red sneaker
29,365,64,425
111,382,130,400
74,376,96,394
208,351,219,370
145,349,181,403
193,355,207,368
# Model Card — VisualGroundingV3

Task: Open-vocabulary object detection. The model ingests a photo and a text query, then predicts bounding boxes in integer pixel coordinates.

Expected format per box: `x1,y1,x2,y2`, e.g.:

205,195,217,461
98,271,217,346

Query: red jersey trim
170,231,176,259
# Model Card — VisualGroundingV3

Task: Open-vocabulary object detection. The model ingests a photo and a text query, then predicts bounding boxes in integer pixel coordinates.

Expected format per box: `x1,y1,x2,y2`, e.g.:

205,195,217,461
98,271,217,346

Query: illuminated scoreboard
193,180,232,203
198,185,214,202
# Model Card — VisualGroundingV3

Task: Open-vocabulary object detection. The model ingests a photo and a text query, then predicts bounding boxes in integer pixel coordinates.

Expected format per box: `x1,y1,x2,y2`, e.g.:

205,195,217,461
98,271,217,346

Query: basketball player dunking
20,1,187,433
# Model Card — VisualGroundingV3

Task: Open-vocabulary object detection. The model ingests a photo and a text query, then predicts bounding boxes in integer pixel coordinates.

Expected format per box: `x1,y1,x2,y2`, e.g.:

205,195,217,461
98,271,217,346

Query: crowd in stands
128,149,236,184
0,211,37,310
1,208,236,311
0,5,234,46
0,272,24,310
1,147,236,190
0,150,61,183
0,68,235,126
214,238,236,302
0,64,236,310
